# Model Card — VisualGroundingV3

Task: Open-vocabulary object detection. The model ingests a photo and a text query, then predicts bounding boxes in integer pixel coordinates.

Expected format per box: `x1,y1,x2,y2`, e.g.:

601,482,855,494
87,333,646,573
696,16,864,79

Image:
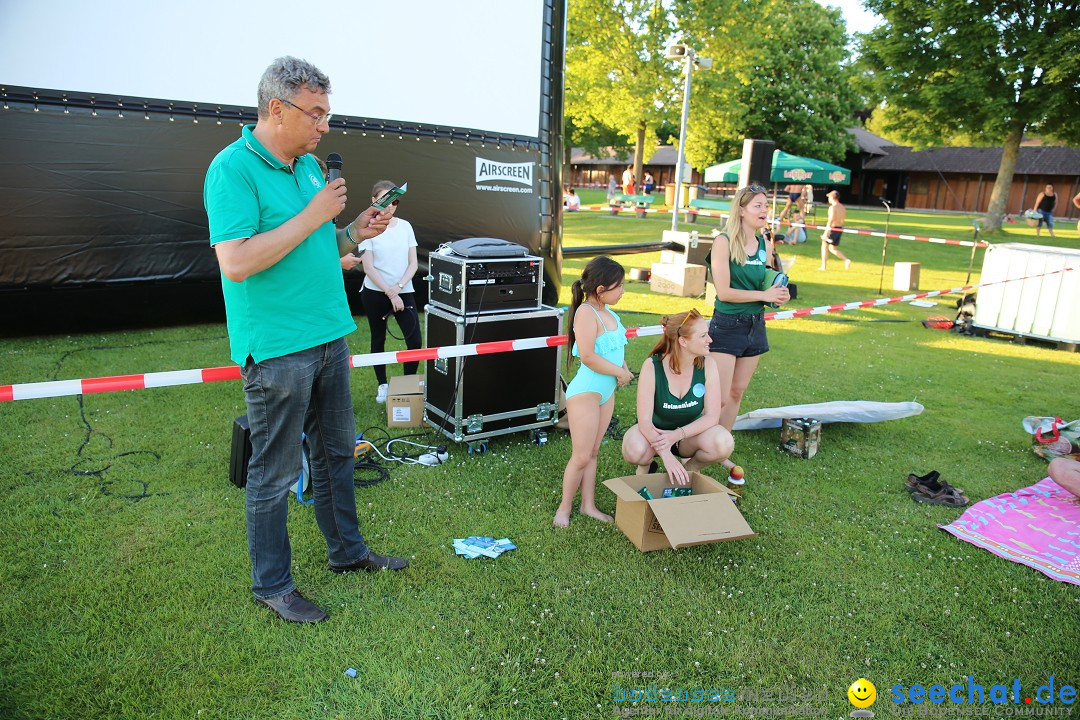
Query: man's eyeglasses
281,98,333,125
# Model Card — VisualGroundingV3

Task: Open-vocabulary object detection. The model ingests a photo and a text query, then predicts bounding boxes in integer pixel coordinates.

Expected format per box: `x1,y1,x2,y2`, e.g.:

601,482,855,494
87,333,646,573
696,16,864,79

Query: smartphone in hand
371,182,408,210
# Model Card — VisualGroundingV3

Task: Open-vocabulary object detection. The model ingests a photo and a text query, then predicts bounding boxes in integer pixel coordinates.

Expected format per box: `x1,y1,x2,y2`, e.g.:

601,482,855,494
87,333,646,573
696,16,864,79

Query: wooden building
567,146,704,190
845,128,1080,220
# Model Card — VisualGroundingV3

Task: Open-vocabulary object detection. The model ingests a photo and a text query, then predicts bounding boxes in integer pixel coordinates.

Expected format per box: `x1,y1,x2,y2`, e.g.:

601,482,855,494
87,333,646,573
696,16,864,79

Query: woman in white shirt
358,180,423,403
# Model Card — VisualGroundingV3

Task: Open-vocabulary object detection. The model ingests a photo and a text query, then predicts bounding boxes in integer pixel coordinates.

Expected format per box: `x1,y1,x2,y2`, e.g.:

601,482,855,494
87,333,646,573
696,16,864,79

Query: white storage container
972,243,1080,344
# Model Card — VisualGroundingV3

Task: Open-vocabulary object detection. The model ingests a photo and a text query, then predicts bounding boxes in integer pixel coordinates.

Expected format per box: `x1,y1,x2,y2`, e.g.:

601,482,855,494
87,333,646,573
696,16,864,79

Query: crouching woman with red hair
621,309,734,485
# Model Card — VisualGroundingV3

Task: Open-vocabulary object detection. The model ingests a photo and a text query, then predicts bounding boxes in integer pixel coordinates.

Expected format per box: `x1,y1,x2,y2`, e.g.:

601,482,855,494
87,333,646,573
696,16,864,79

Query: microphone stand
877,198,892,295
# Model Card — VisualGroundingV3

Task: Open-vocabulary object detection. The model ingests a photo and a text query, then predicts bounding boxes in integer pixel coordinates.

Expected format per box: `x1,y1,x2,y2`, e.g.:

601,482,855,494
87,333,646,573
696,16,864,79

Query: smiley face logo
848,678,877,708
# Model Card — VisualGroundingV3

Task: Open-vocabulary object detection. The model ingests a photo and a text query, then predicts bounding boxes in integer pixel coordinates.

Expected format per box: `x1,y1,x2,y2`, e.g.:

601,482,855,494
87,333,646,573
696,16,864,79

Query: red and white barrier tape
580,204,676,215
766,265,1071,319
1,267,1072,402
772,218,988,249
578,204,988,249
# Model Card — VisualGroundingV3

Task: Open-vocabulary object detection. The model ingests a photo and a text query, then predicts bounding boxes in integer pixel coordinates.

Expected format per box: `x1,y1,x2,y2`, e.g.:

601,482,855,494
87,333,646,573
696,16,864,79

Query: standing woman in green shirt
708,185,789,446
621,309,733,485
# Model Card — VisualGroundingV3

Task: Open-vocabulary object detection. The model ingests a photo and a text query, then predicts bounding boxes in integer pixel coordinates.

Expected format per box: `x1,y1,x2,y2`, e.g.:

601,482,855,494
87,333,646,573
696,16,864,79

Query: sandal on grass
904,470,940,492
913,486,969,507
906,471,964,496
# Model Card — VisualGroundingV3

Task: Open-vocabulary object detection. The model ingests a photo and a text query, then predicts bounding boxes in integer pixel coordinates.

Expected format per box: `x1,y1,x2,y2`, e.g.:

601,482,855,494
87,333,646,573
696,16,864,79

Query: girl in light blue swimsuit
554,257,633,528
565,304,627,403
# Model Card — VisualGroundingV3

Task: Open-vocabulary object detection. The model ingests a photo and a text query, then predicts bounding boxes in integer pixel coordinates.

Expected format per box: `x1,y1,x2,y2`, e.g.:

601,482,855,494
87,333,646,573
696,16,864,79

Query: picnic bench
686,197,731,223
609,193,655,218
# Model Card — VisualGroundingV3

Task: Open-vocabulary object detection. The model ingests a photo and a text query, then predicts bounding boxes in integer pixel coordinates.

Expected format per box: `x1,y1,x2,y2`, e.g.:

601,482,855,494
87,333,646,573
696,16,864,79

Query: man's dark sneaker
255,590,328,624
329,551,409,573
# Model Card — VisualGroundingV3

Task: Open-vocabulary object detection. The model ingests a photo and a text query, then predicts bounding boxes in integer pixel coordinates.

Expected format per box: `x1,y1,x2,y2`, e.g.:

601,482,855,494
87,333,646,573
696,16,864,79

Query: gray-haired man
204,56,408,624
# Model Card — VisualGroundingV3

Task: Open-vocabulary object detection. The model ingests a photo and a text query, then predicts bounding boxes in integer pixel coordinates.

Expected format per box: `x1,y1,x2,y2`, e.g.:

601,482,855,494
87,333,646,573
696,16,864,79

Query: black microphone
326,153,343,183
326,153,344,224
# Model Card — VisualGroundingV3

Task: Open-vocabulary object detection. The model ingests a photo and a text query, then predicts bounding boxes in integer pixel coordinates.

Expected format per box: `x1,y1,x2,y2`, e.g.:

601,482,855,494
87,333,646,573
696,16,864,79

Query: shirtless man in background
819,190,851,271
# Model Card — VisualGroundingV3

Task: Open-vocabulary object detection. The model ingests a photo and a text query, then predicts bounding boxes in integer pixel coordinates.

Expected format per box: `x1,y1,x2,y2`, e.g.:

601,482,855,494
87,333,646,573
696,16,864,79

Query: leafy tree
564,116,632,167
859,0,1080,230
564,0,677,188
674,0,859,170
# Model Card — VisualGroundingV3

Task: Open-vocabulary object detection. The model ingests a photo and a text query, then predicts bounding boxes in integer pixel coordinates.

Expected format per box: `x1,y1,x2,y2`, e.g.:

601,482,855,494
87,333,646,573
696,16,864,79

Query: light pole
667,44,711,232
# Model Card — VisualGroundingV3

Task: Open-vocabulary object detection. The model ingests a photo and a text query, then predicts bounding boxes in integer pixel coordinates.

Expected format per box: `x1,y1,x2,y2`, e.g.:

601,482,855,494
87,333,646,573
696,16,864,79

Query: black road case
424,304,563,444
428,251,544,316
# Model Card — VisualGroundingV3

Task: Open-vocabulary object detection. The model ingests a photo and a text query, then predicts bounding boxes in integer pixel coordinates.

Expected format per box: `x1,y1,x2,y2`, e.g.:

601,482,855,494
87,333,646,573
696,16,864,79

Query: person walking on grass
819,190,851,270
779,183,804,221
1032,184,1057,238
554,256,634,528
204,57,408,625
358,180,422,404
1074,190,1080,236
708,185,789,486
622,309,734,486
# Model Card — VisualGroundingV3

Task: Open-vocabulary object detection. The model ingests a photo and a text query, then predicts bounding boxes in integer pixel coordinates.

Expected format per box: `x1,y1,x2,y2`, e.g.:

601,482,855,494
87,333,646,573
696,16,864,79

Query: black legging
360,287,423,385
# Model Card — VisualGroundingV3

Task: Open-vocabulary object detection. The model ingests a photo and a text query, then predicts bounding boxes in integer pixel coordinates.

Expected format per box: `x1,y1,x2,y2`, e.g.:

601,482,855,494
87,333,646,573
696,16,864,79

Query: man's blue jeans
241,338,370,599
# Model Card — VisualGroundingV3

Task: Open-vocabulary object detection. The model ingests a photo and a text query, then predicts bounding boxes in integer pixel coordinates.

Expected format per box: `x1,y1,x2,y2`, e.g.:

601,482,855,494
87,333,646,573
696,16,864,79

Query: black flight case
424,304,563,449
427,251,544,316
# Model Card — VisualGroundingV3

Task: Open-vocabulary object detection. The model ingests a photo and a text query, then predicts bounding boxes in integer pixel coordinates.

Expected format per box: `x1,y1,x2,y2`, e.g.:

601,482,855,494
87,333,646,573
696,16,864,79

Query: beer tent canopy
703,150,851,185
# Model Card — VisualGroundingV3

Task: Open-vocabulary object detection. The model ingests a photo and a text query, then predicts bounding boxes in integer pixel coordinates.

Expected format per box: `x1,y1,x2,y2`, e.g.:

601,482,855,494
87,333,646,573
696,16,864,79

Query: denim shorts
709,312,769,357
1037,210,1054,229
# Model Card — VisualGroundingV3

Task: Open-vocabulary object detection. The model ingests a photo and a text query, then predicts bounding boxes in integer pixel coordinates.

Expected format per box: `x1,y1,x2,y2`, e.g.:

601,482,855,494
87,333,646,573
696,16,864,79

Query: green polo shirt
204,125,355,365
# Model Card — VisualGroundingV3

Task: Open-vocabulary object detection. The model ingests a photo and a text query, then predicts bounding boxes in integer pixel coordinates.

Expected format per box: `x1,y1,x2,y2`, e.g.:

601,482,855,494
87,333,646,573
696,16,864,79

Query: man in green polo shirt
204,56,407,625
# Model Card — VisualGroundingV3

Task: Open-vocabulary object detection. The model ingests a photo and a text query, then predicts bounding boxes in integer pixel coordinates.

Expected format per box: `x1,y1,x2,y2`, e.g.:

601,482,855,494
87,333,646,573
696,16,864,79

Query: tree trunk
983,122,1025,231
633,124,646,190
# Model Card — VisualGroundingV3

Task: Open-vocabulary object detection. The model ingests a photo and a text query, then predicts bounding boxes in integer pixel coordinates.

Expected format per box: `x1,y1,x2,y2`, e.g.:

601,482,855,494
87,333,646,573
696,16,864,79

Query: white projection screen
0,0,565,320
0,0,545,138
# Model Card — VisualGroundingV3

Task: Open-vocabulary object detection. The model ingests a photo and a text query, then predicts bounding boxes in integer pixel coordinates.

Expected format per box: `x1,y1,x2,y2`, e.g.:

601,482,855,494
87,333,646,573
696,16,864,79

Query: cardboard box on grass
650,262,706,297
387,375,424,428
602,472,756,552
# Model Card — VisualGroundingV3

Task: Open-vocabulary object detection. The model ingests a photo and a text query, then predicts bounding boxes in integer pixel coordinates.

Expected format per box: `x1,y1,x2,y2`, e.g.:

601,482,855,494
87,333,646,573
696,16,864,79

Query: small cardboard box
661,230,713,267
893,261,921,291
779,417,821,458
602,472,756,552
650,262,707,297
660,250,685,266
387,375,425,428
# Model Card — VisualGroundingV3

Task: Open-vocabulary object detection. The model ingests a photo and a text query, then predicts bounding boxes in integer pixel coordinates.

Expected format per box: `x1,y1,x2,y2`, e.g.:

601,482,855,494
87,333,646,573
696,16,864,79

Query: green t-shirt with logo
204,125,355,365
712,234,767,315
650,354,707,431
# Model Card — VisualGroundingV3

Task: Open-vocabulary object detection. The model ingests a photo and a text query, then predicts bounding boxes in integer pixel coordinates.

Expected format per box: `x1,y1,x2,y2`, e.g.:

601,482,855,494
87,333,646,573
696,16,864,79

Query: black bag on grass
229,415,252,489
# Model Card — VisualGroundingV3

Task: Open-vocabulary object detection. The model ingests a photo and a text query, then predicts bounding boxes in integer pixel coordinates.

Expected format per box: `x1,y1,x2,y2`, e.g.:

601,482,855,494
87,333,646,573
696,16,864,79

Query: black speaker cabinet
739,138,775,188
424,304,563,443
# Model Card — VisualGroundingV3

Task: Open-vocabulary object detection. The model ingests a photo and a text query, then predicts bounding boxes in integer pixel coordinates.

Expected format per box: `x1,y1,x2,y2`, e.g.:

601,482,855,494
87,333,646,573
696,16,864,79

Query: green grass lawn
1,207,1079,719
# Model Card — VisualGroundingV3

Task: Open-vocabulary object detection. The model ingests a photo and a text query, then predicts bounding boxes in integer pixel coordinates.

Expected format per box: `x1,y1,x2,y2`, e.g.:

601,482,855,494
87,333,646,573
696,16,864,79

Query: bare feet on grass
553,508,572,528
845,259,851,270
579,506,613,523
